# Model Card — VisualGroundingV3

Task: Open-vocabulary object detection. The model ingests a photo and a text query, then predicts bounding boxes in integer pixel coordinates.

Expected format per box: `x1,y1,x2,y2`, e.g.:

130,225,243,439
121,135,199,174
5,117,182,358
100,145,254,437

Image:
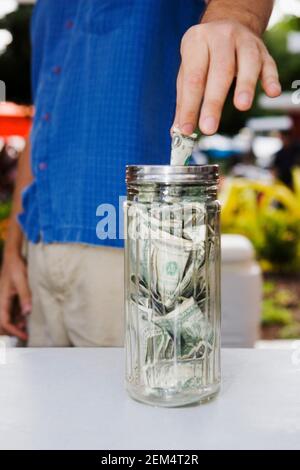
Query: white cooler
221,234,262,348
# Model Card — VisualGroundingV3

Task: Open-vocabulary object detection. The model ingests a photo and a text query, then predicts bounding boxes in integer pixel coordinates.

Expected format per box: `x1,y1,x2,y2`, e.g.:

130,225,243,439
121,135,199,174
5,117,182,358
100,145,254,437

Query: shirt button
52,65,62,75
65,20,74,30
42,113,51,122
39,162,48,171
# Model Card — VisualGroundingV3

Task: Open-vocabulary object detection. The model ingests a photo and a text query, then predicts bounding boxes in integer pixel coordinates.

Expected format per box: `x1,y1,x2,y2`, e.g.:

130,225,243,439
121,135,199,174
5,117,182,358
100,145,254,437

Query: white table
0,348,300,450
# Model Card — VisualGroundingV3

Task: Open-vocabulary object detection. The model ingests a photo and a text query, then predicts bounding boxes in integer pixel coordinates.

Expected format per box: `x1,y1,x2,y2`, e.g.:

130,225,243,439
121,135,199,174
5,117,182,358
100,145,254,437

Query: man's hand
0,251,31,341
174,19,281,136
0,138,32,341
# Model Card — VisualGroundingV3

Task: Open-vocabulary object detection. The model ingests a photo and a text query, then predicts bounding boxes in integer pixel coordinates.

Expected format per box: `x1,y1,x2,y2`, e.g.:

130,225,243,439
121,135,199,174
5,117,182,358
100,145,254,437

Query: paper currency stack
125,131,220,407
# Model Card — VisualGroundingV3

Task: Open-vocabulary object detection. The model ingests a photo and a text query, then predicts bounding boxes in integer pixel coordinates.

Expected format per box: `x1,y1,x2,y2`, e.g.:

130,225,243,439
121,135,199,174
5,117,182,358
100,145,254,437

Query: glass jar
124,165,221,407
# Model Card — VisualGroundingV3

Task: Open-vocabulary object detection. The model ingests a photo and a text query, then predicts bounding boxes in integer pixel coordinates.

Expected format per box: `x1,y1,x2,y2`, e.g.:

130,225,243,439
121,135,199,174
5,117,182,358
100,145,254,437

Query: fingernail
201,116,217,135
171,123,180,135
181,123,195,135
268,82,281,95
237,92,251,107
22,304,32,315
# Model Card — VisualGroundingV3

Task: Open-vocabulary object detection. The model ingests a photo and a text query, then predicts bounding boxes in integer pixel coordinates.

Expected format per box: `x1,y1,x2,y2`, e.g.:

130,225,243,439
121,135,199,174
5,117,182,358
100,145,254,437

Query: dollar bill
126,197,215,392
151,298,212,359
171,127,198,166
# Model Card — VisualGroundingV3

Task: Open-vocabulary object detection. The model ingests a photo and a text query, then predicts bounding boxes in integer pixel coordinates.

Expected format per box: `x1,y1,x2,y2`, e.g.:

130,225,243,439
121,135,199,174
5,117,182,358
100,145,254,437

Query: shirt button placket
52,65,62,75
42,112,51,122
39,162,48,171
37,18,74,243
65,19,74,30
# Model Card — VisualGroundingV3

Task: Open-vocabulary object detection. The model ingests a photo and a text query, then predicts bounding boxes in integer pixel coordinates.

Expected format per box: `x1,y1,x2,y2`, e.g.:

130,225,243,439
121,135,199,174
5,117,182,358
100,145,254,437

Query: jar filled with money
124,165,221,407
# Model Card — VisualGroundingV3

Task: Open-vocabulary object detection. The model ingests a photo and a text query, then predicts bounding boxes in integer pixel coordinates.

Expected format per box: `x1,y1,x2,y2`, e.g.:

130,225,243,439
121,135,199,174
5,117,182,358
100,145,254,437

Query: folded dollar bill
170,127,198,166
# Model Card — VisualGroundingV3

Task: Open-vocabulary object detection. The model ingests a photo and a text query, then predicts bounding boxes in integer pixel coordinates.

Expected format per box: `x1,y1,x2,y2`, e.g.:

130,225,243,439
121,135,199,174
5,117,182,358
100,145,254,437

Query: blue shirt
19,0,205,247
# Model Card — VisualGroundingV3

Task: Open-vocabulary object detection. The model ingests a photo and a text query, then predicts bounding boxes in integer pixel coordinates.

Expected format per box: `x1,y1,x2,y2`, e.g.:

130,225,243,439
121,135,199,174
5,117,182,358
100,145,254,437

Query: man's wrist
3,243,22,263
3,220,23,261
201,0,272,36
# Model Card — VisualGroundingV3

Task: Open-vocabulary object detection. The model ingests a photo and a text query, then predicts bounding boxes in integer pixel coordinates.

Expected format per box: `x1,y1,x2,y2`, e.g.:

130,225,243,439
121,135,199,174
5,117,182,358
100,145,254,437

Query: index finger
179,44,209,135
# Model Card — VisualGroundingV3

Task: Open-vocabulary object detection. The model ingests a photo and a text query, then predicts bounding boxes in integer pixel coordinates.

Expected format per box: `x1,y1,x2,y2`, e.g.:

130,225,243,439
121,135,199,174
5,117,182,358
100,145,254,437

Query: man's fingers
0,289,11,329
199,47,235,135
261,53,281,97
171,66,183,135
2,321,28,341
179,44,209,135
0,290,28,341
15,269,32,315
234,42,262,111
176,23,281,138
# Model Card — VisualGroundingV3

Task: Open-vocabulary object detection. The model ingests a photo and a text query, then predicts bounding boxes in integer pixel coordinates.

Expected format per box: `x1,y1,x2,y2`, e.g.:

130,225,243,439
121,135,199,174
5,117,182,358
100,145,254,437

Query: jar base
126,382,220,408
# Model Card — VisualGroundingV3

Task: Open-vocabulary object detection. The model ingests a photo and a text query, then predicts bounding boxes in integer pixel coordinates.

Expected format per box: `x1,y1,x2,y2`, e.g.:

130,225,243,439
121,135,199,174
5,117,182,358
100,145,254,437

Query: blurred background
0,0,300,345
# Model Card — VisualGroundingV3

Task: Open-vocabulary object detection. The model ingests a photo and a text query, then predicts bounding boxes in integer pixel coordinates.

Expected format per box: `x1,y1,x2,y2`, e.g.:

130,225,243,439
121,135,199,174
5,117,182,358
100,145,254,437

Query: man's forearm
4,138,33,257
202,0,274,36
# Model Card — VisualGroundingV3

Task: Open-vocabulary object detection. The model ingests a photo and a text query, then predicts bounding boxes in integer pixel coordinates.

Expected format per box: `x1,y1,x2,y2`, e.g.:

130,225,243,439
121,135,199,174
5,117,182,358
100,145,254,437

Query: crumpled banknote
170,127,198,165
126,198,215,391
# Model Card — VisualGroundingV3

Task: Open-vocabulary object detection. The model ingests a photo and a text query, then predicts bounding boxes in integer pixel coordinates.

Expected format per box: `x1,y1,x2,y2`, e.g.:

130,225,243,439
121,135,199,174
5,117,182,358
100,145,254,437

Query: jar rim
126,165,219,184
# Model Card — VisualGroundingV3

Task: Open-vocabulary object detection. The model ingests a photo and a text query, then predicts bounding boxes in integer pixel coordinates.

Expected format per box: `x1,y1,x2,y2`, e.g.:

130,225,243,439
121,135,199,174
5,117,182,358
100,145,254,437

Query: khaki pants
27,243,124,347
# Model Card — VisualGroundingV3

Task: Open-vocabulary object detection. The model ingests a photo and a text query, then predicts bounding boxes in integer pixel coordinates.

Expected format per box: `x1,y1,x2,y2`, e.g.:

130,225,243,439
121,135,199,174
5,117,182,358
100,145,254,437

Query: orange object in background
0,102,33,137
0,218,9,241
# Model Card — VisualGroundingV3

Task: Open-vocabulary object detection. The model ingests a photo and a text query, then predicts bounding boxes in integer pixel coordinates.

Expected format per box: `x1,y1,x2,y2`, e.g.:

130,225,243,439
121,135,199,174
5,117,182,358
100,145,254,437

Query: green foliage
265,16,300,92
262,279,299,336
279,322,300,339
221,177,300,273
257,211,300,272
0,201,12,221
274,288,298,308
263,281,276,296
261,298,293,326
